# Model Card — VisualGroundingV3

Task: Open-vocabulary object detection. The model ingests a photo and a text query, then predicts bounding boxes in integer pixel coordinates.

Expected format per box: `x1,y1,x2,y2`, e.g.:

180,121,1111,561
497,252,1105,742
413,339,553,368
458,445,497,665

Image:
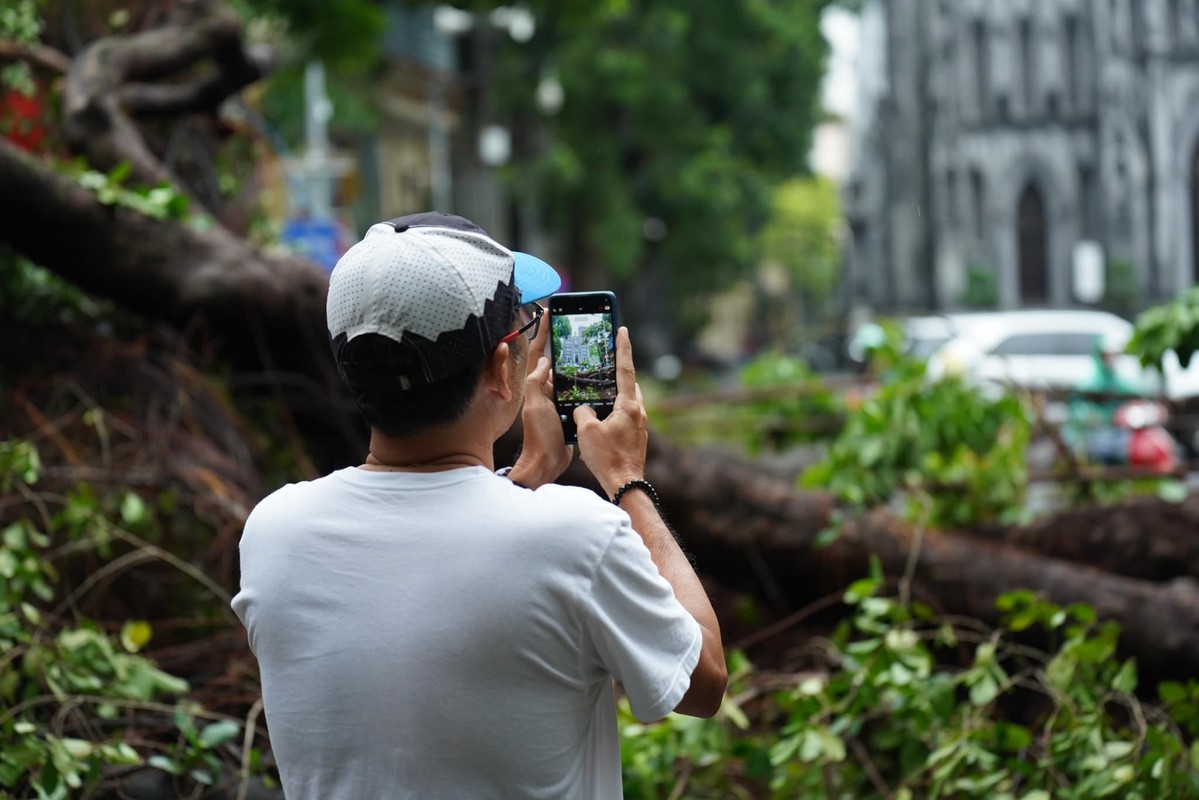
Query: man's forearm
617,488,727,716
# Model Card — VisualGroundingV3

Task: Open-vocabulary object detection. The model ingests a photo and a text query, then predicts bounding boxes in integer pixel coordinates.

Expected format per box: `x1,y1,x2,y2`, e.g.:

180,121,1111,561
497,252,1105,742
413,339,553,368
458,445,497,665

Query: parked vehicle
898,308,1199,402
846,310,1199,459
1069,398,1180,474
903,309,1151,392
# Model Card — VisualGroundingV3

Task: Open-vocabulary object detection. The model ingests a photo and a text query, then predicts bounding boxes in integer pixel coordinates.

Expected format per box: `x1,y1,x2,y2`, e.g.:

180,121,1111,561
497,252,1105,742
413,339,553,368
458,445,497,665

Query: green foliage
619,683,746,800
647,349,844,451
737,351,842,453
618,575,1199,798
234,0,385,70
70,162,191,221
802,329,1031,528
0,247,114,330
760,176,844,307
499,0,831,297
1103,259,1142,317
958,265,999,309
145,711,243,788
0,440,254,798
233,0,386,147
0,0,42,95
1129,285,1199,370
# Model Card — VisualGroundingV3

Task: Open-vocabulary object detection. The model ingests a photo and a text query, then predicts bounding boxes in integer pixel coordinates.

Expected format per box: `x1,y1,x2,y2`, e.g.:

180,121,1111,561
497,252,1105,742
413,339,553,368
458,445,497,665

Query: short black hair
332,332,488,438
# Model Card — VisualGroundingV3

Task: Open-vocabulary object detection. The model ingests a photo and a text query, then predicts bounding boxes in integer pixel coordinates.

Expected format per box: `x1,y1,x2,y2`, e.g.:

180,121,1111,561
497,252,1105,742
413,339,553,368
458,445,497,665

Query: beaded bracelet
612,478,661,509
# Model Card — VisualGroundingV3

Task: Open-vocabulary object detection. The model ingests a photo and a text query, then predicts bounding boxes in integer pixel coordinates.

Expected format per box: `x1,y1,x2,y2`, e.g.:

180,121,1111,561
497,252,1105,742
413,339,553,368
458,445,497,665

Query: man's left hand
507,315,573,488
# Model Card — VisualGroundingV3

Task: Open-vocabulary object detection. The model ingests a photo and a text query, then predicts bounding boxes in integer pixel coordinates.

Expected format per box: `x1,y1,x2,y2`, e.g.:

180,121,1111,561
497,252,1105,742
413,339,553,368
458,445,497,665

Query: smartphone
548,291,619,443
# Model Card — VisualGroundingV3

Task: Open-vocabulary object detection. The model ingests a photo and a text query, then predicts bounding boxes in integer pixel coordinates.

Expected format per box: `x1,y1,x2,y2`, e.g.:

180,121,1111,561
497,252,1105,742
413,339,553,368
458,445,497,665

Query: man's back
233,466,700,800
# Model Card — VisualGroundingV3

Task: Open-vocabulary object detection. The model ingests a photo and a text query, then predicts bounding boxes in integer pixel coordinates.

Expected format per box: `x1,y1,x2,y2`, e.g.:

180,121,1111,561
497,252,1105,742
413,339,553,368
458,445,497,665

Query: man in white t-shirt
232,212,726,799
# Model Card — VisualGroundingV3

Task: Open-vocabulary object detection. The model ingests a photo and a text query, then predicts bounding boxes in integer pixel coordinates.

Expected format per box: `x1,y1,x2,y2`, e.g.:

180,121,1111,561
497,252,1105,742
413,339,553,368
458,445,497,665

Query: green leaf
147,755,183,775
819,729,846,762
20,602,41,624
1112,660,1137,694
199,720,241,748
843,576,880,604
799,728,823,762
721,697,750,730
1104,740,1135,759
107,161,131,185
1159,681,1187,703
1157,480,1188,503
970,675,999,706
189,767,215,786
120,492,147,527
2,522,26,549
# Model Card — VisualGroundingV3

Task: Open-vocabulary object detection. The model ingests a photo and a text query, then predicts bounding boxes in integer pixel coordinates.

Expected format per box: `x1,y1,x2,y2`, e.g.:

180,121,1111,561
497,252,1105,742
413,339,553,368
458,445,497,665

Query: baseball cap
327,212,561,391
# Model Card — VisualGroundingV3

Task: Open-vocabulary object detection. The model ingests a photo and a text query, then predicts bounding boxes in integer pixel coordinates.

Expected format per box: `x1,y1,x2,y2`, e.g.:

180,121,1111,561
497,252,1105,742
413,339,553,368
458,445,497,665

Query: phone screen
549,293,617,440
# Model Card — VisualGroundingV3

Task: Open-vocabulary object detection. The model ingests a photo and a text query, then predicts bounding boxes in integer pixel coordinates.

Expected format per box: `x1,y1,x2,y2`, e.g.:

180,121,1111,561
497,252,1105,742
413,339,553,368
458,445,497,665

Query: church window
972,20,989,120
1018,183,1050,305
946,168,959,226
1078,164,1097,239
1064,16,1080,114
1131,1,1145,50
1019,18,1035,117
970,168,986,241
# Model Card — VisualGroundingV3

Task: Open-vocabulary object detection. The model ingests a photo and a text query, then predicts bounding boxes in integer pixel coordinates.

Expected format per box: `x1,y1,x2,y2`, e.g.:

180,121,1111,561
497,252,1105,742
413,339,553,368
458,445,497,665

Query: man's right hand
577,326,728,718
574,326,647,499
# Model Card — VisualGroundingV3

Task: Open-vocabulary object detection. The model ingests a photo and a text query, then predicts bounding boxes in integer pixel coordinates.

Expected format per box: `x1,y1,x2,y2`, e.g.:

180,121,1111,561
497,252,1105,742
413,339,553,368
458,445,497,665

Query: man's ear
483,342,515,402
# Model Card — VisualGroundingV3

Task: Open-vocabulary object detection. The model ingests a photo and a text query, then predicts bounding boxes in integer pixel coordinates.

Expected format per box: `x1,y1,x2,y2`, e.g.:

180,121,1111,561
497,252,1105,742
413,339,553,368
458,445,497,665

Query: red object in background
1129,427,1179,474
1114,400,1179,473
2,87,46,152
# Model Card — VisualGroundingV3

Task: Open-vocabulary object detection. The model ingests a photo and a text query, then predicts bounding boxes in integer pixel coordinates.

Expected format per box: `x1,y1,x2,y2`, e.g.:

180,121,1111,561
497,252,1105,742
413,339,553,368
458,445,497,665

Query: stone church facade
846,0,1199,313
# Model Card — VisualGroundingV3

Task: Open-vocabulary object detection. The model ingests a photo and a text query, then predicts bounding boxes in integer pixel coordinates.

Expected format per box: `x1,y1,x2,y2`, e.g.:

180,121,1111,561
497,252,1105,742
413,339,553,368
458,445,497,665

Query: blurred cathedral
846,0,1199,313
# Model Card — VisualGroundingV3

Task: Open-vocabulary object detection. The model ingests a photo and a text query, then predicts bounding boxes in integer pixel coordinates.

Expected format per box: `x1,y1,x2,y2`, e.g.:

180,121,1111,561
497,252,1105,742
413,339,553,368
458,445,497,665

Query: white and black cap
327,212,561,391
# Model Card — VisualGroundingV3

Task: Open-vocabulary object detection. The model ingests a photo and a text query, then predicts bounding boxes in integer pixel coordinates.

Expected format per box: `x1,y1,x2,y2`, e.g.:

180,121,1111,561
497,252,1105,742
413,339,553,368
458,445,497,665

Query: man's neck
363,423,494,473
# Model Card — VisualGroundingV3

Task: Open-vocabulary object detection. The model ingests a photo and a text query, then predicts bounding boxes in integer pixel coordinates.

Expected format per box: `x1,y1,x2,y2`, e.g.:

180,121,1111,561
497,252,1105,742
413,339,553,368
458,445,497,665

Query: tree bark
998,493,1199,583
0,140,365,466
641,437,1199,678
61,0,266,193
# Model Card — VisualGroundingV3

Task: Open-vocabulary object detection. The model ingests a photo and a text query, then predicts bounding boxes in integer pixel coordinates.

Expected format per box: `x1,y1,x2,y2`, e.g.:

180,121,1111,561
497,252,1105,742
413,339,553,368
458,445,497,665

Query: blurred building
846,0,1199,313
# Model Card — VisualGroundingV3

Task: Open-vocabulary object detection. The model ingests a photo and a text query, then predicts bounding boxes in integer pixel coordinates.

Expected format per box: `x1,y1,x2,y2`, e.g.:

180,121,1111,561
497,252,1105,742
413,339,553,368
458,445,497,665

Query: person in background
232,212,726,800
1067,331,1147,465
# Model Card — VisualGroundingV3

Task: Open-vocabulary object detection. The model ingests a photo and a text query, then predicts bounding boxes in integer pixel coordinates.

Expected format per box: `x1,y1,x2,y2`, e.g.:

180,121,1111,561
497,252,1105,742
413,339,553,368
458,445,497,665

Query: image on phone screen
550,309,616,410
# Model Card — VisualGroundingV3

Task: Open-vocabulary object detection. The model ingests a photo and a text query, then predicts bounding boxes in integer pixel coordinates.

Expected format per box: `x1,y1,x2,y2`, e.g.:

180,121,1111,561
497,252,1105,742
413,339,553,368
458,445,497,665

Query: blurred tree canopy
3,0,835,342
240,0,835,333
491,0,832,301
761,176,843,307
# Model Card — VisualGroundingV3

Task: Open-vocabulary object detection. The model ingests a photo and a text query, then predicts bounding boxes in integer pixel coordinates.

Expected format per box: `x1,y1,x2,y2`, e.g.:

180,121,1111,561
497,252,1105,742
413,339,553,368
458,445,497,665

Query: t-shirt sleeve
579,518,704,722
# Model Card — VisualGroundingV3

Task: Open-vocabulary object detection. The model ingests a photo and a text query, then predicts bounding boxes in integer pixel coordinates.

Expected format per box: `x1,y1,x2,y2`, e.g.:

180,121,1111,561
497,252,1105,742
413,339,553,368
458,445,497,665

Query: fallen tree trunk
0,140,364,466
998,493,1199,582
0,0,365,468
641,438,1199,678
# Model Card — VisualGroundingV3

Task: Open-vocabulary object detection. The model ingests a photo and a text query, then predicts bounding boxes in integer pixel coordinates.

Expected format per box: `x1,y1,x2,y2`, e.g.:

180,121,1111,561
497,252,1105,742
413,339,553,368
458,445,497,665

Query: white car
902,309,1164,395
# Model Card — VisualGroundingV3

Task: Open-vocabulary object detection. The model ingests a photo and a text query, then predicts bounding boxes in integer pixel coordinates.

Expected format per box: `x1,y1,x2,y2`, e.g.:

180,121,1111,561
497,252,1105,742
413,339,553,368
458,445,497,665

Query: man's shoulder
525,482,622,523
244,472,344,527
505,481,630,553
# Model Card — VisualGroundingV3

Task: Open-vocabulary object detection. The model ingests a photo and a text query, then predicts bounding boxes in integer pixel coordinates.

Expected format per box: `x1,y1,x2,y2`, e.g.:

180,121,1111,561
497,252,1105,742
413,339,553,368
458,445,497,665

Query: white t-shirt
232,466,702,800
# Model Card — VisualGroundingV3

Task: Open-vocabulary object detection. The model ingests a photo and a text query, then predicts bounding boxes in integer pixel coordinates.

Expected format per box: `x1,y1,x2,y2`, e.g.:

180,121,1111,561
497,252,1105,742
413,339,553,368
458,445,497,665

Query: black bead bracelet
612,478,661,509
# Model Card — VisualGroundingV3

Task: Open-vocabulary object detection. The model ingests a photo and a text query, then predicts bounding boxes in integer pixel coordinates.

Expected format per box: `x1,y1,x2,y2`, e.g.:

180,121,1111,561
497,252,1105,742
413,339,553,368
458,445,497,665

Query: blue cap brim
513,251,561,303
